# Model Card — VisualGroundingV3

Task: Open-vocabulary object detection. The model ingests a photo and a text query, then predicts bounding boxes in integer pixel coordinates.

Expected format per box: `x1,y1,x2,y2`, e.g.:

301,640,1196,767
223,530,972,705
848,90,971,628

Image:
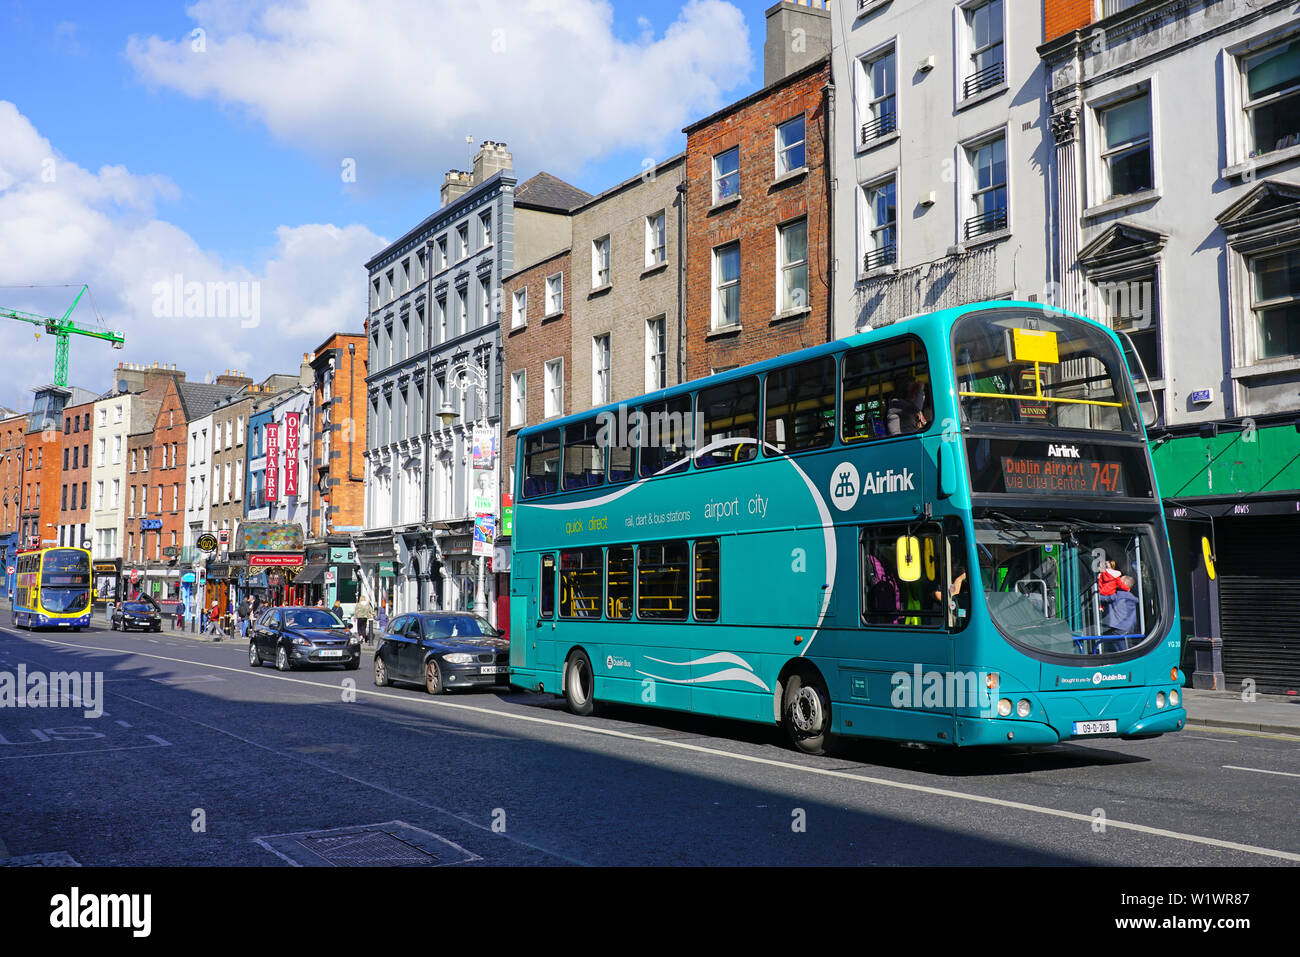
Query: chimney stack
471,140,512,185
441,170,474,207
763,0,830,86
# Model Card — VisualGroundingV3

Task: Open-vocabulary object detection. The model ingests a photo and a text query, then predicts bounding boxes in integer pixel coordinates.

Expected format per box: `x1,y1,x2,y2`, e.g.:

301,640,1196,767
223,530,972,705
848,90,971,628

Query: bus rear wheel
564,650,597,716
783,672,834,756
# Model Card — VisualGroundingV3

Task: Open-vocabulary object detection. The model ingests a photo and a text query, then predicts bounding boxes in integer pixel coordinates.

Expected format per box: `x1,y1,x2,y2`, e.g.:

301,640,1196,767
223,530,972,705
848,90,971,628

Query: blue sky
0,1,765,406
2,0,765,270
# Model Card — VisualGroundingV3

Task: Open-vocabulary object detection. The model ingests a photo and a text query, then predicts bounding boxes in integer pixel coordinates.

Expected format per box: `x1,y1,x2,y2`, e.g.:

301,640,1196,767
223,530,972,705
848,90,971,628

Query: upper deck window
953,310,1139,433
765,356,836,454
841,336,933,442
697,377,760,468
522,428,561,498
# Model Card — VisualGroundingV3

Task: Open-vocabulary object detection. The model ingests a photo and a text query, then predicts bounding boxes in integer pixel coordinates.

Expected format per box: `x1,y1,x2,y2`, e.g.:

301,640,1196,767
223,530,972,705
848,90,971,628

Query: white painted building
185,411,213,553
830,0,1051,334
247,386,312,537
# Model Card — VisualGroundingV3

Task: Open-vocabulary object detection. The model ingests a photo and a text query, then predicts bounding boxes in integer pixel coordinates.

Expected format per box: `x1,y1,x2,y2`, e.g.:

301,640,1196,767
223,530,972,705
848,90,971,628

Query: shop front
354,532,397,616
92,558,122,612
1153,417,1300,695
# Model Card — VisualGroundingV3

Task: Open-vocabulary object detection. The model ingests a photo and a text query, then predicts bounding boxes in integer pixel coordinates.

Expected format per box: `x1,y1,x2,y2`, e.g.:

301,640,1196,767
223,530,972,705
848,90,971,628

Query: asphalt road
0,621,1296,867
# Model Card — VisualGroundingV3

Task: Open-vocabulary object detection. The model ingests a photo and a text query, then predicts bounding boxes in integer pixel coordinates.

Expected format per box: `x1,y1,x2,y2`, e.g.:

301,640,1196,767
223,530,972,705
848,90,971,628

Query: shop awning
294,563,328,585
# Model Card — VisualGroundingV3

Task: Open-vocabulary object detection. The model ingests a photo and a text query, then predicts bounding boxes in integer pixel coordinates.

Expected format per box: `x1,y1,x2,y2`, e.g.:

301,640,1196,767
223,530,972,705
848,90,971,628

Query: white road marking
32,634,1300,864
0,742,171,760
116,720,132,728
1185,723,1300,742
146,734,172,747
1223,765,1300,779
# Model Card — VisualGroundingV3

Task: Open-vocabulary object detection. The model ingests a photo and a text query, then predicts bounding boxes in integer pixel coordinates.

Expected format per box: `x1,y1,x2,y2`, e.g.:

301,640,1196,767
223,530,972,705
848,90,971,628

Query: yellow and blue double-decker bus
11,546,93,631
509,301,1186,753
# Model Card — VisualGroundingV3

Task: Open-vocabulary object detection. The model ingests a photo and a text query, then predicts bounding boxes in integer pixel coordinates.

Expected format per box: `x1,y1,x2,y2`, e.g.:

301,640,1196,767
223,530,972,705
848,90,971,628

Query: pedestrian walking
353,594,374,645
376,603,389,637
207,601,222,641
330,599,344,623
239,596,252,637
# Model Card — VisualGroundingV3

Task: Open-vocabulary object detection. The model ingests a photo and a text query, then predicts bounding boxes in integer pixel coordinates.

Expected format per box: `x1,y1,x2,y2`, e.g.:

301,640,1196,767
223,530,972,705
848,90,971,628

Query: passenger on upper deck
886,377,929,435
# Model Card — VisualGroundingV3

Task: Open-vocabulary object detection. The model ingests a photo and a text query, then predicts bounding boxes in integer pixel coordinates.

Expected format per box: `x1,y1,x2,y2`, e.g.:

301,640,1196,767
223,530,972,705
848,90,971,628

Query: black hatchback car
374,612,508,694
111,599,162,632
247,606,362,671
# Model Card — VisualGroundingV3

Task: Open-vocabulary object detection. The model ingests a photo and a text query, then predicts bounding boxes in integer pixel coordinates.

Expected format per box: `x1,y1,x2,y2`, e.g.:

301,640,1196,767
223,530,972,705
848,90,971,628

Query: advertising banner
472,425,496,470
284,413,299,498
472,513,495,558
265,423,279,502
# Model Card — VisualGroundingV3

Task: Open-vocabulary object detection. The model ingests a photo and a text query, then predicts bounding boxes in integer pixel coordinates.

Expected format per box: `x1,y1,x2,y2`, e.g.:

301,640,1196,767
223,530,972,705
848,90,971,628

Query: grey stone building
358,142,586,621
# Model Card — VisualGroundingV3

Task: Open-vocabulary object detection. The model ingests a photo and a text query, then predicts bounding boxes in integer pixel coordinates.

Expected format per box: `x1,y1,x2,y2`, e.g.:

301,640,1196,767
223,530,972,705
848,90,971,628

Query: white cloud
125,0,753,182
0,101,384,408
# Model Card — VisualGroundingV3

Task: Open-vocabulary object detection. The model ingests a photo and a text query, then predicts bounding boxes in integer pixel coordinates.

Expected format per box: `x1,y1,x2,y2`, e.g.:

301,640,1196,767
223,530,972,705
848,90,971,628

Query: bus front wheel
783,672,834,756
564,650,597,716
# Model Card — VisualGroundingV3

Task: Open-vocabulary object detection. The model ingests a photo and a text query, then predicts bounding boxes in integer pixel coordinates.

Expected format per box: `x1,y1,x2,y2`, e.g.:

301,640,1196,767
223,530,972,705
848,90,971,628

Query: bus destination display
1000,455,1127,496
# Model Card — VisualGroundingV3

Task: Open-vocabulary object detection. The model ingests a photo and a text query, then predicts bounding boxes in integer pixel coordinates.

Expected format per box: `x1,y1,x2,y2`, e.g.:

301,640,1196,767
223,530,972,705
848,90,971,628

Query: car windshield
954,310,1140,433
122,603,154,613
974,519,1162,657
41,589,89,613
284,610,343,629
423,615,496,639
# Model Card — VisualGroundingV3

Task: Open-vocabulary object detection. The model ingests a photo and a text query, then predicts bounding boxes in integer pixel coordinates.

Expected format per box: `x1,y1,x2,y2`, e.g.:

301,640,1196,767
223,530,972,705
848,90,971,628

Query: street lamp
435,360,492,618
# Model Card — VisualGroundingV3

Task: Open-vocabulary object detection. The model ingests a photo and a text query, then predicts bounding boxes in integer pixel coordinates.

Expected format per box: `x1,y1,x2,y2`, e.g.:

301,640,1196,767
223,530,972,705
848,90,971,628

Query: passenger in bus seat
886,377,928,435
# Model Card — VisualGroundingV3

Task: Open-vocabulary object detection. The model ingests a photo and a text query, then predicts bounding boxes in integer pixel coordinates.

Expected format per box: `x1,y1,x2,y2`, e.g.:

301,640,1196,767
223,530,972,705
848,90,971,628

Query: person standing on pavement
207,601,222,641
353,594,374,645
376,602,389,637
239,596,252,637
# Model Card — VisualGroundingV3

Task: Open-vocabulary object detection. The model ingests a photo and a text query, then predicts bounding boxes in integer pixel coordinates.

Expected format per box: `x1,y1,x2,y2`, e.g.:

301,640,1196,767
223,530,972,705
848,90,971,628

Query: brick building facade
57,399,95,548
683,56,832,380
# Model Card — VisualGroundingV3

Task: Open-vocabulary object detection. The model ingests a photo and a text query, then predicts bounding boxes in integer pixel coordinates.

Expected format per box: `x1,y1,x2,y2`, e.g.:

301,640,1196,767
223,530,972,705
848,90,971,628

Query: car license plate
319,650,344,658
1072,720,1117,736
479,665,505,675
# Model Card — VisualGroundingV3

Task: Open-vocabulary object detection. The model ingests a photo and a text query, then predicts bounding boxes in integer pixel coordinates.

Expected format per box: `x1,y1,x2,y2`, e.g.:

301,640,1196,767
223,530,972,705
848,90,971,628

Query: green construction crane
1,285,125,386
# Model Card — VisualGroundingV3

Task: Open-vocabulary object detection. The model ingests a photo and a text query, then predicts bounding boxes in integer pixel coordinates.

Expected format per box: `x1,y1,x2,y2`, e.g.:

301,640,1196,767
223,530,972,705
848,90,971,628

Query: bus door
529,553,557,669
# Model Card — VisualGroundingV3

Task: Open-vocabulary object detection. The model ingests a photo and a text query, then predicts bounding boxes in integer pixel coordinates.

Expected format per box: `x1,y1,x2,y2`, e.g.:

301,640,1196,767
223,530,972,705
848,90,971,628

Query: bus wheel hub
790,686,824,734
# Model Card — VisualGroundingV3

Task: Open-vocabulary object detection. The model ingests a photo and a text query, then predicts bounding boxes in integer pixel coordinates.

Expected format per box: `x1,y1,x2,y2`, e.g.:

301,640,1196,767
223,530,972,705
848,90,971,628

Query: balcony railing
1101,0,1143,16
863,244,898,272
860,110,897,144
962,60,1005,99
964,207,1008,241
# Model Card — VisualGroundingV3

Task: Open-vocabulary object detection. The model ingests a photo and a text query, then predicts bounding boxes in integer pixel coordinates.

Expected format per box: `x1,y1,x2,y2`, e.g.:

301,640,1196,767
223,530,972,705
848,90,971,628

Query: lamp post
436,360,491,618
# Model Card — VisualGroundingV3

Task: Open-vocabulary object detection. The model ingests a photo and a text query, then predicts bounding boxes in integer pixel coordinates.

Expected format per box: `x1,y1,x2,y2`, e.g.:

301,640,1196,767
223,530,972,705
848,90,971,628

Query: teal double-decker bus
509,302,1186,753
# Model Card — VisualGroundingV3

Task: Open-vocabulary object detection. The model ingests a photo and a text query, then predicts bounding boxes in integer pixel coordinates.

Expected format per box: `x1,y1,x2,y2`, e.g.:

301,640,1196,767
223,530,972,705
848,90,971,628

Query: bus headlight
1156,692,1166,709
1016,699,1031,718
997,698,1012,717
1170,689,1179,707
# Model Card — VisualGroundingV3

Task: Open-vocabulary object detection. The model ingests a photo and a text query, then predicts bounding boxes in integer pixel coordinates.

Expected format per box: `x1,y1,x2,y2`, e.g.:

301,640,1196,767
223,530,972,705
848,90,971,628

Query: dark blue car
374,612,508,694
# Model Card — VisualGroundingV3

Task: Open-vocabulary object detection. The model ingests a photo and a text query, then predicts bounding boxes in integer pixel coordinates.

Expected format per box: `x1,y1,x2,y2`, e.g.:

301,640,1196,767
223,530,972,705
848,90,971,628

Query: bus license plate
1072,720,1117,736
479,665,504,675
319,650,344,658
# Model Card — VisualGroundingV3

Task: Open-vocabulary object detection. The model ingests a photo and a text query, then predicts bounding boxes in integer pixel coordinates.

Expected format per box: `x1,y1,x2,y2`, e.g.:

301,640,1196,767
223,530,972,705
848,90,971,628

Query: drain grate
255,821,479,867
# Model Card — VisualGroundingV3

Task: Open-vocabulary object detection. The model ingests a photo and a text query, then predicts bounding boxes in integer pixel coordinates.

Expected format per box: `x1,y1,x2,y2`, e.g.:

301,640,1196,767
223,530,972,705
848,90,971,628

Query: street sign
324,570,336,584
217,529,230,546
140,519,162,531
196,534,219,552
163,546,180,557
5,566,13,576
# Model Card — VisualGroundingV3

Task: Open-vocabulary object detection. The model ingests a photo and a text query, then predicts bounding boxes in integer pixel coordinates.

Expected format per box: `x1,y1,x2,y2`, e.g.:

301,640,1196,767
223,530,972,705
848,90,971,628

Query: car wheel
783,671,835,756
374,653,390,687
563,649,597,716
248,641,261,667
276,646,292,672
425,659,443,695
153,623,161,633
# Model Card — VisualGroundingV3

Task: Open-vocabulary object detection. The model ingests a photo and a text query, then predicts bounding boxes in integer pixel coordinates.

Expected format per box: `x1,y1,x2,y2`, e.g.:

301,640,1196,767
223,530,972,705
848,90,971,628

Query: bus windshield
954,310,1140,433
41,549,90,585
974,519,1163,657
41,588,90,614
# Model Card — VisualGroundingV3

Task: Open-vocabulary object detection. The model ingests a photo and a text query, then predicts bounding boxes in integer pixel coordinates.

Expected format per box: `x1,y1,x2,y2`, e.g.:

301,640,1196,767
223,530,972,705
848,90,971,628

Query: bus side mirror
896,537,922,582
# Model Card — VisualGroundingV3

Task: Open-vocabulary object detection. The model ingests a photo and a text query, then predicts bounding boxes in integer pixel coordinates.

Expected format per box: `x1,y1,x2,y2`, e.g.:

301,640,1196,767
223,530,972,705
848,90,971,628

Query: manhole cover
255,821,479,867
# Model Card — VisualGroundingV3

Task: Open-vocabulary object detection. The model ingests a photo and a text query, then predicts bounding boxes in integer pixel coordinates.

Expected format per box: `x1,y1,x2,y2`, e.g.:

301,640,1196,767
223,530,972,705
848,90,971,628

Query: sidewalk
104,617,378,655
1182,688,1300,736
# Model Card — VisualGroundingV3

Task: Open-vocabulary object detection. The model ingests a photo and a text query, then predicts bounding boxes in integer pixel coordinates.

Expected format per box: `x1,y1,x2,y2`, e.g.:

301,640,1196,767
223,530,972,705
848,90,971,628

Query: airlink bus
10,546,93,631
508,302,1186,753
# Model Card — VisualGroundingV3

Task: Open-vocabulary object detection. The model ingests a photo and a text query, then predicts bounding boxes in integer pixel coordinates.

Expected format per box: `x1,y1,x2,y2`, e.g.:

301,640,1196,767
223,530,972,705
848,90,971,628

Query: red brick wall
501,249,573,494
311,332,368,533
58,401,95,544
1044,0,1095,42
22,427,61,547
685,61,831,381
126,432,153,563
1,415,26,535
146,379,188,562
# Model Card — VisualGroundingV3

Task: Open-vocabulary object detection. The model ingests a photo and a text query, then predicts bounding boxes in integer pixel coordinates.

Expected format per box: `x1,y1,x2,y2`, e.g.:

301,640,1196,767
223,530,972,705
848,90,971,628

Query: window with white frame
1097,92,1153,199
713,242,741,328
544,358,564,418
592,334,611,405
646,211,667,267
592,236,611,287
437,296,447,342
964,134,1008,240
480,276,492,327
111,479,119,508
862,176,898,271
778,219,809,313
415,304,425,353
96,438,105,467
95,481,104,510
114,404,123,423
962,0,1005,99
512,288,527,327
456,222,469,259
712,147,739,203
645,316,666,393
234,461,242,499
371,277,381,310
860,45,897,144
776,115,806,175
385,269,394,301
113,435,122,464
510,370,527,427
546,273,563,315
1241,37,1300,157
1251,246,1300,360
417,248,427,281
479,209,493,248
402,258,411,294
456,287,468,336
97,408,106,428
436,235,448,271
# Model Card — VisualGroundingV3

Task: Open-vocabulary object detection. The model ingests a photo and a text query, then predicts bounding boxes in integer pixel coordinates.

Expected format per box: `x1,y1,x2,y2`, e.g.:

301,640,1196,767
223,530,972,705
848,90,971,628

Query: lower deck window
694,539,719,621
861,524,960,629
607,546,633,619
637,541,689,620
560,548,603,618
